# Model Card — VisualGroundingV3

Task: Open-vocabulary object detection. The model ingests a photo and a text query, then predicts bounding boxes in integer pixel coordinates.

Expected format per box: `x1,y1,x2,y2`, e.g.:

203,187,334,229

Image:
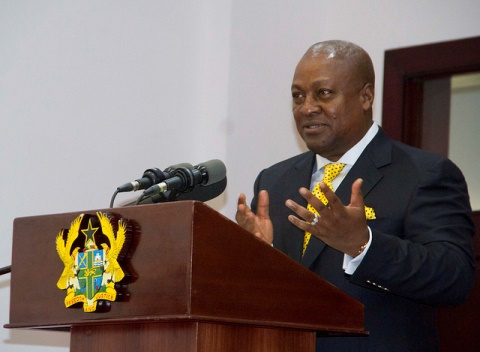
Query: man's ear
361,83,374,110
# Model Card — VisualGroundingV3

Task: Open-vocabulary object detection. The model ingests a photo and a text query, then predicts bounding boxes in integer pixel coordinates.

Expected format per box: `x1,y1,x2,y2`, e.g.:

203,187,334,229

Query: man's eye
292,92,304,101
318,89,331,96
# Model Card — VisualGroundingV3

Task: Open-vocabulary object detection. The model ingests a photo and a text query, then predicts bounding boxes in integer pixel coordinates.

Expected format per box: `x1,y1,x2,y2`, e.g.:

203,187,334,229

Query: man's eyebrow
291,80,330,91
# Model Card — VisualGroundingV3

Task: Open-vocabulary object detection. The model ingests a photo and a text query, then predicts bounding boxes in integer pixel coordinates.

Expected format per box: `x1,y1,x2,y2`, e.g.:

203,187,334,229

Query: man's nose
300,95,321,115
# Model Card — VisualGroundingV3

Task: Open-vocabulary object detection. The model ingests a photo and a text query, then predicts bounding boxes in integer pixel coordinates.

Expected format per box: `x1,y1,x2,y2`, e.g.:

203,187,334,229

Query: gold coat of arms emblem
55,212,130,312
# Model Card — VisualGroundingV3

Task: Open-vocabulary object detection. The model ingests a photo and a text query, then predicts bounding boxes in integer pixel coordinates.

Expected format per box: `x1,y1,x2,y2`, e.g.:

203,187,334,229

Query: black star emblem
82,219,99,249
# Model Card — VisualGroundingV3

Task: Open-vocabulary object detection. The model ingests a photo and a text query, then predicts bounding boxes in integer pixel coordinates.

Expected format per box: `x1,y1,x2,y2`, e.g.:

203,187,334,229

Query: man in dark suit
236,40,475,351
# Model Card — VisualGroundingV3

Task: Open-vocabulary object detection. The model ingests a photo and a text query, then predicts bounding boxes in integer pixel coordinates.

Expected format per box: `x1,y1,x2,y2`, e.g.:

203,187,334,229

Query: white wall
0,1,232,350
1,1,479,351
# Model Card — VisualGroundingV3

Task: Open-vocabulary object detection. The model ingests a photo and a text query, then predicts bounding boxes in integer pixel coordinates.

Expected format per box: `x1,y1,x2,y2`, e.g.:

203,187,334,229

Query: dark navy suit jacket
251,128,475,351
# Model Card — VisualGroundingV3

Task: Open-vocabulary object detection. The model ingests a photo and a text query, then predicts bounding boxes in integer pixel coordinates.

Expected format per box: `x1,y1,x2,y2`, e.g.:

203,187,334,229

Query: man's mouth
305,123,326,131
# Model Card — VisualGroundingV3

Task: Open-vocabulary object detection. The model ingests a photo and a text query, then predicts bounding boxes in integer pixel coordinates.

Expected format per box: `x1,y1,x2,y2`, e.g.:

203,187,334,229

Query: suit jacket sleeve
349,154,475,307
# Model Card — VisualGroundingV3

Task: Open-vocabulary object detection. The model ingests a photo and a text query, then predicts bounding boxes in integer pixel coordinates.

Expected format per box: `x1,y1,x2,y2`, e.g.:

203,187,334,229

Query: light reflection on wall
449,72,480,211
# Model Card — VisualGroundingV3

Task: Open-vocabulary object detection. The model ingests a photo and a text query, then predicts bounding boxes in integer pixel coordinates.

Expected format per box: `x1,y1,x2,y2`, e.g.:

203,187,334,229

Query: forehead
292,54,356,88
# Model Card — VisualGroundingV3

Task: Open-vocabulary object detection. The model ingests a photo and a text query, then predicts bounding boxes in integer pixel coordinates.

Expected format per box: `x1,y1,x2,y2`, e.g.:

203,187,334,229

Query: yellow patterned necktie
303,163,346,256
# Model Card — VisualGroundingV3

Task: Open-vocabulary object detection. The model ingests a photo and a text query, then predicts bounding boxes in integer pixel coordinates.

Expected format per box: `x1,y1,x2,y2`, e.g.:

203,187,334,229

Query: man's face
291,53,373,161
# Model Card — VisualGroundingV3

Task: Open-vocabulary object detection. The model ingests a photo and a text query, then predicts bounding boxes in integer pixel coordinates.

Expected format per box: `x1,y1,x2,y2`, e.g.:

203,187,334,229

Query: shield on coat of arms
77,249,106,300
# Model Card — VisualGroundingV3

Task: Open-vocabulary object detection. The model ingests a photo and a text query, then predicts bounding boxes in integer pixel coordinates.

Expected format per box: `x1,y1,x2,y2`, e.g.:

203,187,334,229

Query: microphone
136,176,227,204
143,159,226,196
117,163,193,192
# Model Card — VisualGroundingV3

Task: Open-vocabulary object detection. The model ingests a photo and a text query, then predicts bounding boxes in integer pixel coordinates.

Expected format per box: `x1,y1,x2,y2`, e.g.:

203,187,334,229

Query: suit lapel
336,156,382,204
299,153,326,267
340,128,392,201
280,152,315,263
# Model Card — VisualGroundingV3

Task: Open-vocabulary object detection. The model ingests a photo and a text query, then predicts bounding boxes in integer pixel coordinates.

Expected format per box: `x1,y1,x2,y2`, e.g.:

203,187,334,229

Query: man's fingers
236,193,250,223
350,178,365,208
287,214,310,230
298,188,325,210
237,193,247,206
319,183,342,209
256,190,270,219
285,198,318,223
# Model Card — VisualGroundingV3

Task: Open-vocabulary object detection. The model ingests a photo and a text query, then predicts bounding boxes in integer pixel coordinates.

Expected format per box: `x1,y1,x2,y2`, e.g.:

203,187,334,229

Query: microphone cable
110,189,119,208
0,265,11,276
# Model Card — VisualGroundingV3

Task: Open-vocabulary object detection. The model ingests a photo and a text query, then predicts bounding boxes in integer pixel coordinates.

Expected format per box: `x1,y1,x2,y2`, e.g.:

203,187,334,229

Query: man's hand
285,178,369,256
236,190,273,245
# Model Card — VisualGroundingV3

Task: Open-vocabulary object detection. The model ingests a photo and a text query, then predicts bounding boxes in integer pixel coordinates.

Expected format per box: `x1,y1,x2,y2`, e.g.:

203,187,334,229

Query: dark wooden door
382,36,480,352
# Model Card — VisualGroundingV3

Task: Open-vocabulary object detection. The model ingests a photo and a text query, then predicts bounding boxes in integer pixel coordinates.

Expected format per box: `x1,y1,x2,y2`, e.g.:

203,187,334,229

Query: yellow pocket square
364,206,376,220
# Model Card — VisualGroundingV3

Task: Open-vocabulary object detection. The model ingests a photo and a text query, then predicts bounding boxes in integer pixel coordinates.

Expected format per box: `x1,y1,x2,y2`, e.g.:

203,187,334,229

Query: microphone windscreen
177,176,227,202
197,159,226,185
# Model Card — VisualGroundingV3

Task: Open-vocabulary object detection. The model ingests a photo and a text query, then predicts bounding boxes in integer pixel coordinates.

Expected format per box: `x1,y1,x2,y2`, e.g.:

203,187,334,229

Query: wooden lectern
6,201,365,351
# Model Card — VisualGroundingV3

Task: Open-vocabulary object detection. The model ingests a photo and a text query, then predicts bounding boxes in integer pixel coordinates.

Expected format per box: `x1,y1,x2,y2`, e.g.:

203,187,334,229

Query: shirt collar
315,123,379,172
